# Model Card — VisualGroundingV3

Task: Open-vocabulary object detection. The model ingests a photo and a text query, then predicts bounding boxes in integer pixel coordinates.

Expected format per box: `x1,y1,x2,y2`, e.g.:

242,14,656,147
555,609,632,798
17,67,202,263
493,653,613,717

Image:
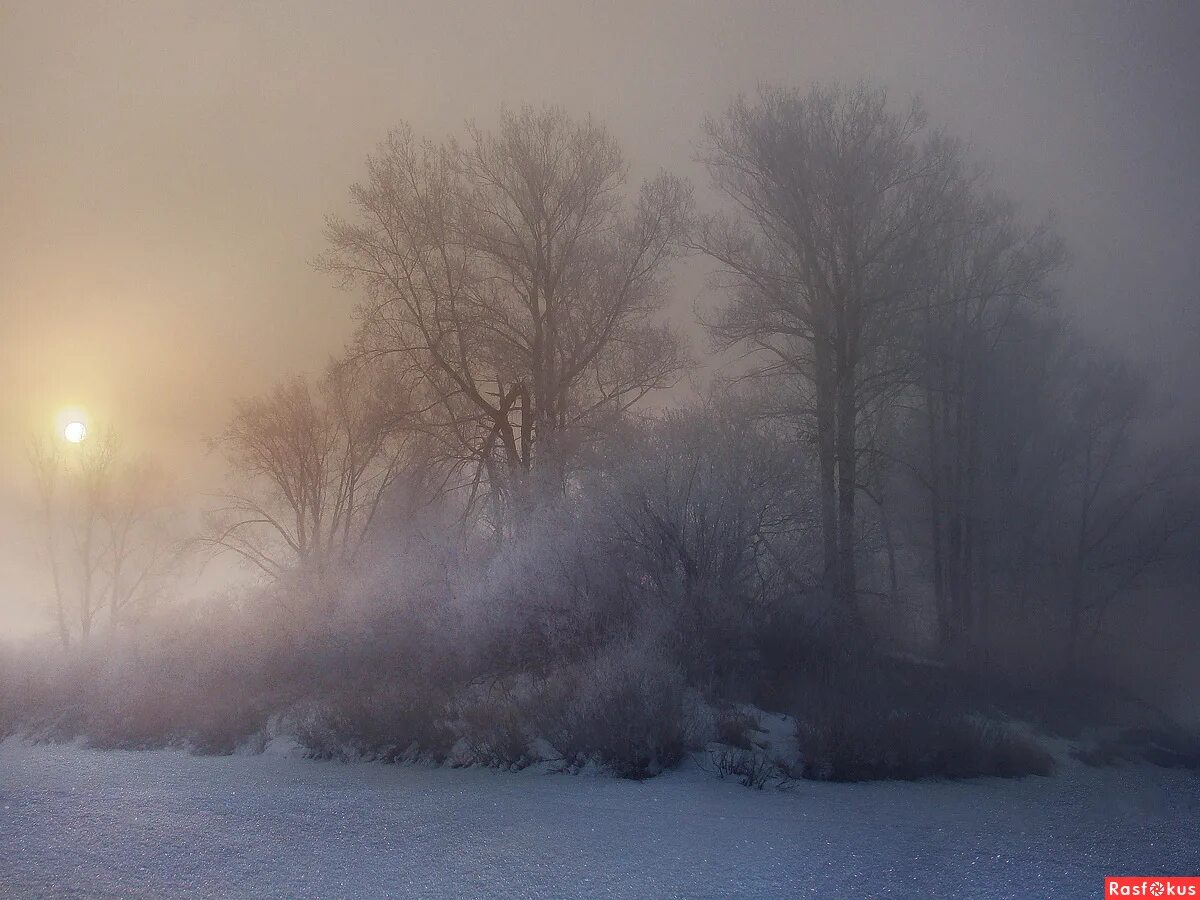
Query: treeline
6,84,1198,780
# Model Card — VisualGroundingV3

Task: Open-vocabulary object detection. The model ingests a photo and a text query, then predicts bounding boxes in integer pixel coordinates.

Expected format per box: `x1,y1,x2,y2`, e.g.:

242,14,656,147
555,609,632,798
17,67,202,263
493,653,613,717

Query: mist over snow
2,2,1199,897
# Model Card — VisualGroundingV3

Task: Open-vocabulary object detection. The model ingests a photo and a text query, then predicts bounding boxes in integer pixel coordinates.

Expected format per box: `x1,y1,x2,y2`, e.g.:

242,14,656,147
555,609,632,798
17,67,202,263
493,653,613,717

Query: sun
64,421,87,444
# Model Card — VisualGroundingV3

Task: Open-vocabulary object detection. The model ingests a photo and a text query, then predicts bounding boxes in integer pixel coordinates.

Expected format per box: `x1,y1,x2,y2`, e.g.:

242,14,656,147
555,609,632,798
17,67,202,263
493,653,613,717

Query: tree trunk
925,377,949,651
814,338,839,596
877,474,901,605
835,362,857,610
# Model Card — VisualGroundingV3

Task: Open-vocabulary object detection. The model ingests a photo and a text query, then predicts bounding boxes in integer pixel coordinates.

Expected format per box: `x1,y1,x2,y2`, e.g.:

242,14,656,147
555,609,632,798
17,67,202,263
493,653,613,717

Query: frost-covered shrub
783,646,1055,781
455,506,627,678
450,678,540,769
447,406,823,701
794,707,1053,782
0,645,27,740
9,652,209,753
71,626,288,753
583,410,821,689
294,684,455,763
546,639,700,779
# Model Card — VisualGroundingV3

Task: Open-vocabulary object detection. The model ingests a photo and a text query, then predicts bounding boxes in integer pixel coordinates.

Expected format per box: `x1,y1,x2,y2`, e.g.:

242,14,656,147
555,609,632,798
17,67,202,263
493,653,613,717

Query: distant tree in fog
697,83,958,614
320,106,692,525
29,438,71,646
1051,356,1196,672
28,432,175,646
99,456,176,629
909,179,1063,652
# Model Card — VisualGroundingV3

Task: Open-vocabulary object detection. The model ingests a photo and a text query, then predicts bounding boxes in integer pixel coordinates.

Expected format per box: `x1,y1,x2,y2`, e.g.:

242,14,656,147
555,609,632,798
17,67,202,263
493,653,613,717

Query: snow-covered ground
1,738,1196,898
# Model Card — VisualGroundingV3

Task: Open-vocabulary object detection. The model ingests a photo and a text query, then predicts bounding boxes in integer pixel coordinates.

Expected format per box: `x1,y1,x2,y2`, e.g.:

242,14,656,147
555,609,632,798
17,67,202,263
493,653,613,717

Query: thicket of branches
7,87,1198,780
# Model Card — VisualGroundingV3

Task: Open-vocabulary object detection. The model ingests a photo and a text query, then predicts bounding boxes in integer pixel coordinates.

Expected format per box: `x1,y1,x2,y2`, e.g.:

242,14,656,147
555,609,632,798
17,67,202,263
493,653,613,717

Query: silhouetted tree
321,106,692,526
698,83,957,613
204,360,436,599
28,432,174,644
912,180,1063,652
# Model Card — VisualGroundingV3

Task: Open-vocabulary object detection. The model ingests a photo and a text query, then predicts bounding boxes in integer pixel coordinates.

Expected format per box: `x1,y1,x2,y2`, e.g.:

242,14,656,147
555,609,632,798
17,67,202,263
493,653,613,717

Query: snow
1,738,1197,898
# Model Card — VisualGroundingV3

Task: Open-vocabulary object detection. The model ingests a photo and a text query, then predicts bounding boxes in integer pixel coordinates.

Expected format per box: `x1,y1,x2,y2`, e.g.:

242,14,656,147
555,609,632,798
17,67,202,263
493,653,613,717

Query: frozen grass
2,738,1197,898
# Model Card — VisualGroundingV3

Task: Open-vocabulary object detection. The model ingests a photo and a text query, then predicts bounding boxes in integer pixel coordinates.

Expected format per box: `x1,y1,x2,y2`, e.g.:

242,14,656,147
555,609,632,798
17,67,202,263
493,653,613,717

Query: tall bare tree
914,182,1063,651
320,106,692,521
697,83,957,612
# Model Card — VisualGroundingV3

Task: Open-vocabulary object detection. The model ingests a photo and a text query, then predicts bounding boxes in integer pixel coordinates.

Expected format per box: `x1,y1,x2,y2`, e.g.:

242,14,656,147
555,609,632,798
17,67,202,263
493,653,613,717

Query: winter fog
2,2,1199,897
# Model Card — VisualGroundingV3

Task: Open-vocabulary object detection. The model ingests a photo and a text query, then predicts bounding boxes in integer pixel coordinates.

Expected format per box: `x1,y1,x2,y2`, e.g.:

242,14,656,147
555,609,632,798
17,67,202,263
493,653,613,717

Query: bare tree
697,83,957,612
60,435,116,641
29,437,71,647
203,360,435,596
320,106,692,523
1054,358,1194,673
28,432,174,645
99,457,176,628
913,182,1063,652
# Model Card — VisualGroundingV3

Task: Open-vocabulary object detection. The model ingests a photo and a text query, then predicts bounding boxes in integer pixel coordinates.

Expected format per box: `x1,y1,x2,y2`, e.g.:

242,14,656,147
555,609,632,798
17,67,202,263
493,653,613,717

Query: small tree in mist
320,106,692,529
203,360,438,601
28,432,176,646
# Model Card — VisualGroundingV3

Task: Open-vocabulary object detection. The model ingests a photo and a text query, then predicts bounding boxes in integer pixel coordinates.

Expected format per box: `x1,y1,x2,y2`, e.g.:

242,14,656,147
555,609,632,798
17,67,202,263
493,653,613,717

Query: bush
547,641,699,779
708,746,779,789
795,708,1054,781
713,704,762,750
1071,727,1200,770
450,679,539,769
294,684,455,763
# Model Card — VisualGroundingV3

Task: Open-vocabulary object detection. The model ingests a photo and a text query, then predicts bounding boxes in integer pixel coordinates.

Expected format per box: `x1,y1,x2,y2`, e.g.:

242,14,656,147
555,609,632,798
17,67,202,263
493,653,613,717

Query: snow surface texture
1,737,1197,898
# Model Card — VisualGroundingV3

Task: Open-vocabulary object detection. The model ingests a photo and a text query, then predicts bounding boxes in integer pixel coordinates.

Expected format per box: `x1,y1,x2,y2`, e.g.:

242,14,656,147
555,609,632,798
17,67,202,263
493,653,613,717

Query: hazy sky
2,0,1198,636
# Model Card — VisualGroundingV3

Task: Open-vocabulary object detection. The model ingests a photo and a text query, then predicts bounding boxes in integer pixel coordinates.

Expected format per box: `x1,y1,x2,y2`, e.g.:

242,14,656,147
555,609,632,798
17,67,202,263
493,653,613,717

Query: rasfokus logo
1106,877,1200,897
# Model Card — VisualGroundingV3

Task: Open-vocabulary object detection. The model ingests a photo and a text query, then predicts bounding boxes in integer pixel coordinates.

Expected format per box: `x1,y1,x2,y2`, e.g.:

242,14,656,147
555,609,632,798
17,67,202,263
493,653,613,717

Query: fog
4,6,1200,896
3,1,1198,635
